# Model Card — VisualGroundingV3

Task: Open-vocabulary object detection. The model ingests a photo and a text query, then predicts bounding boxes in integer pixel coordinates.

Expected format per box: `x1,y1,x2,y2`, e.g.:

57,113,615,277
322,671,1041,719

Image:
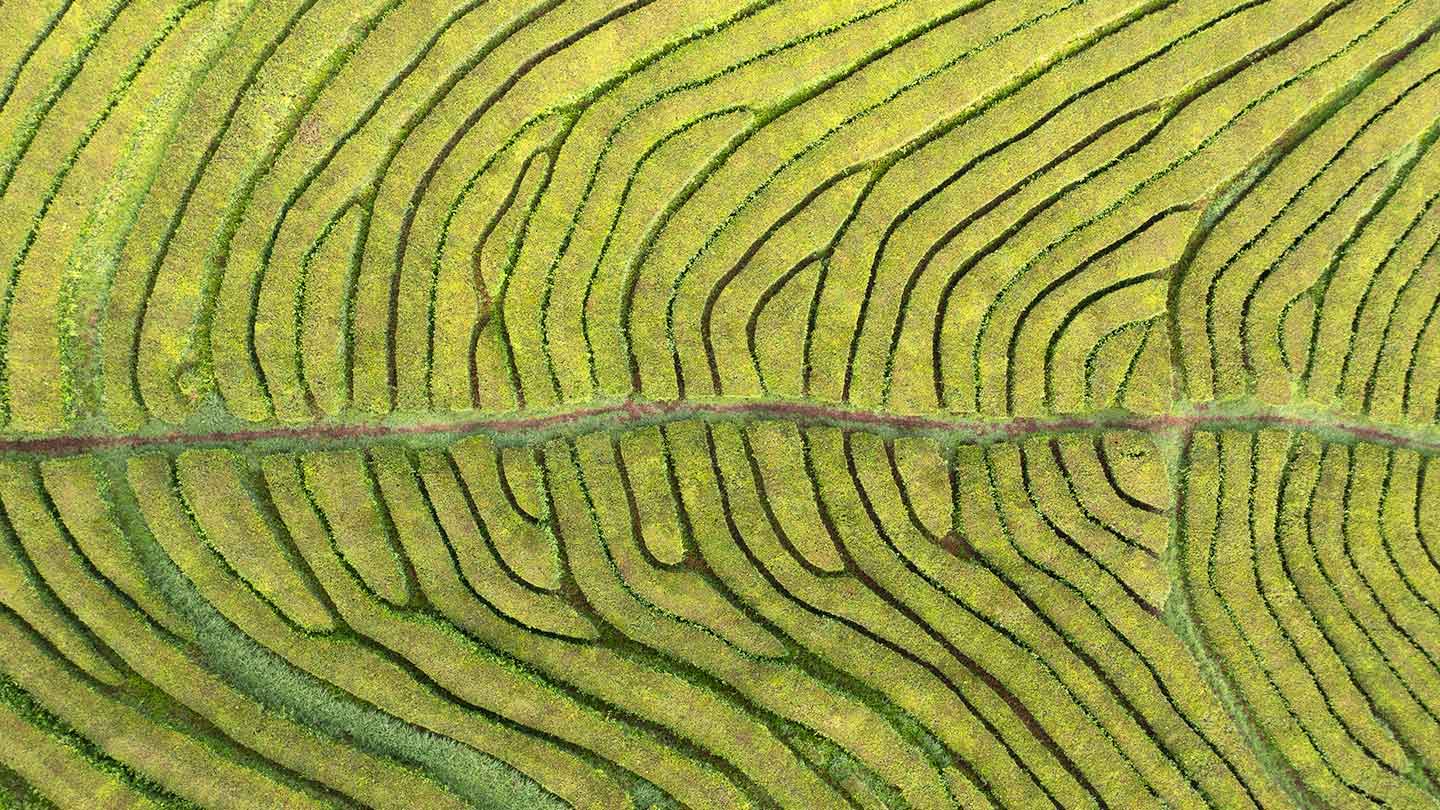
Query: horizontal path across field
1,397,1438,457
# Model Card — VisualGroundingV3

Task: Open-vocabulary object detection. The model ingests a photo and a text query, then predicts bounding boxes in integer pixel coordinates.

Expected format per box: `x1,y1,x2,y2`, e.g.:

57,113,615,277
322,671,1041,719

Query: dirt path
1,397,1438,456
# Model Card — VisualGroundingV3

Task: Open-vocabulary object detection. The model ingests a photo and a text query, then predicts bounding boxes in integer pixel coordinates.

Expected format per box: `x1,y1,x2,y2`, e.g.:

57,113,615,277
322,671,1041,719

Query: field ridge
0,397,1438,458
6,0,1440,806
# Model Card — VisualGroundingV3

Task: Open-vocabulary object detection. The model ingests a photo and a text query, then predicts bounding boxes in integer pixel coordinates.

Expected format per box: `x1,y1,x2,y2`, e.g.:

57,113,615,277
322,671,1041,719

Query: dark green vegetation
2,0,1440,807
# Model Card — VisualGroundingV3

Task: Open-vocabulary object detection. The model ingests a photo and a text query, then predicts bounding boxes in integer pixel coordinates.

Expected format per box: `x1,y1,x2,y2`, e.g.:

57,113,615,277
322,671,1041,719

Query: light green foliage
4,0,1440,807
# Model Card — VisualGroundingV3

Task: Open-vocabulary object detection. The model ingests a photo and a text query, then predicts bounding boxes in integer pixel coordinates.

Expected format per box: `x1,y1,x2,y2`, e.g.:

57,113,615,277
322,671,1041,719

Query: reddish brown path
2,397,1438,457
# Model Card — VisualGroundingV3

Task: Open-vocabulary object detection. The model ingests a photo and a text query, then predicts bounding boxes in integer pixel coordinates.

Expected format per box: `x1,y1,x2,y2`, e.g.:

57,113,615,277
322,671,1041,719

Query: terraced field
2,0,1440,807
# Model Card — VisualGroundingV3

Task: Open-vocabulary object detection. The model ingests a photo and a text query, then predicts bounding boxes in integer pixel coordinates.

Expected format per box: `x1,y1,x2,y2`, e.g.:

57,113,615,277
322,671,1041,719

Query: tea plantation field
2,0,1440,807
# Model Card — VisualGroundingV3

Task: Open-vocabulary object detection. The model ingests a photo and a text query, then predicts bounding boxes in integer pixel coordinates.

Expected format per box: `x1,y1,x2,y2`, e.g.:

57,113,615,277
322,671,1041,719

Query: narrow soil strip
2,398,1439,458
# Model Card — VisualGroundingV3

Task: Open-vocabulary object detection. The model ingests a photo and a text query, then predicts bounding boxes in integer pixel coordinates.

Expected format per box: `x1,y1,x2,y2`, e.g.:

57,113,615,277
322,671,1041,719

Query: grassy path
2,397,1438,456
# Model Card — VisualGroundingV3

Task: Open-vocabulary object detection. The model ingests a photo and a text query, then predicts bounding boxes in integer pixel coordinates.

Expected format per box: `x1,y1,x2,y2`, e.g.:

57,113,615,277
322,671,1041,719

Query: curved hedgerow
1,416,1438,807
6,0,1440,807
0,0,1436,428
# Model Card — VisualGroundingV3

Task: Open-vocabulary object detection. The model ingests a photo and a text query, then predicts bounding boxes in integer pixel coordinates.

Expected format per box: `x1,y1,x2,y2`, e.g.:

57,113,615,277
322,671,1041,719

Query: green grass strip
96,453,567,810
